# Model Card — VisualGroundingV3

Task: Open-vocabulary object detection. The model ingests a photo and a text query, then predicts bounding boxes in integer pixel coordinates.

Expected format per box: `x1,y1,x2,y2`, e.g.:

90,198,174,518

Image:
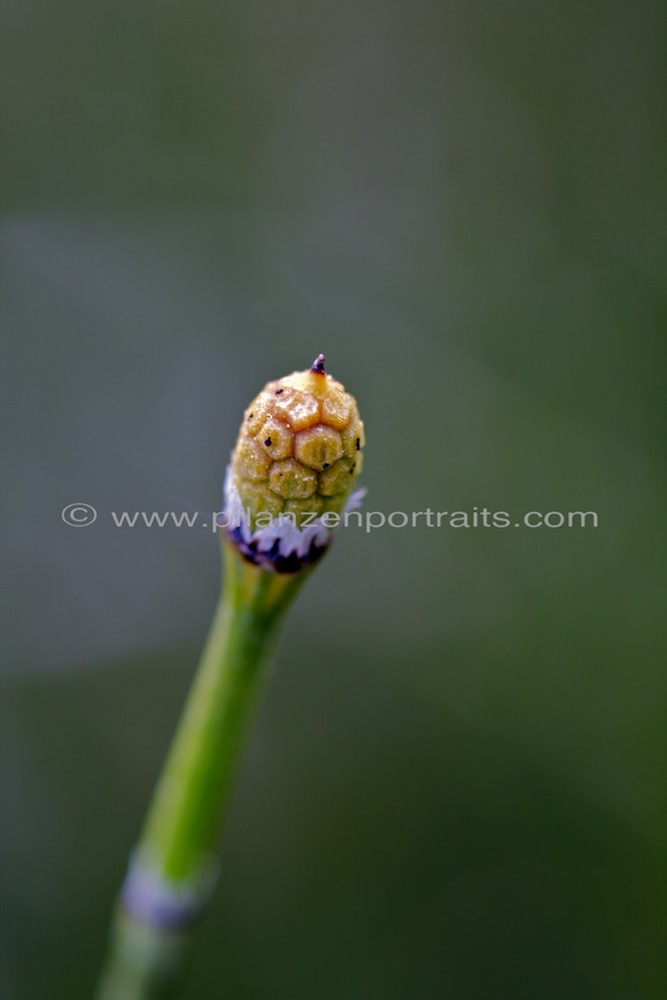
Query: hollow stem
95,541,310,1000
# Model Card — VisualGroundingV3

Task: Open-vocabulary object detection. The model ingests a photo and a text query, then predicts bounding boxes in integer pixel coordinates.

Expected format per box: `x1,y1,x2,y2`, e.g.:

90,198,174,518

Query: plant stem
95,541,310,1000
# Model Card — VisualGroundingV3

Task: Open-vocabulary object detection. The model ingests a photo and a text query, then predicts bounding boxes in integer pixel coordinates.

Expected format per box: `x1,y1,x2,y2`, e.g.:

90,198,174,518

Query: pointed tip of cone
310,354,326,375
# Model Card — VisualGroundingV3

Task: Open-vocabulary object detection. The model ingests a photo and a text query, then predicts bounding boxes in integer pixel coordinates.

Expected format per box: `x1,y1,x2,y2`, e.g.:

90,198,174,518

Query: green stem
95,542,309,1000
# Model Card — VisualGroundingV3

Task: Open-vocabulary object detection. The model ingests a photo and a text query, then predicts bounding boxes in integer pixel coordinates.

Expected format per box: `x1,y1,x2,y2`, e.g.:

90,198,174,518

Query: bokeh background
2,1,665,997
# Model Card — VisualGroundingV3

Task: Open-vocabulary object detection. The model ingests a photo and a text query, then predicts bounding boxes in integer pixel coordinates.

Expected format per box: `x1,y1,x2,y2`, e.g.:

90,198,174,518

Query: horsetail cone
223,355,365,572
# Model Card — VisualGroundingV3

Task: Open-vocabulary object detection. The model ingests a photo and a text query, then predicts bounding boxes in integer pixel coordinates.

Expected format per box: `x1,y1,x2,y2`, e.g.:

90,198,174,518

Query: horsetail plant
96,355,365,1000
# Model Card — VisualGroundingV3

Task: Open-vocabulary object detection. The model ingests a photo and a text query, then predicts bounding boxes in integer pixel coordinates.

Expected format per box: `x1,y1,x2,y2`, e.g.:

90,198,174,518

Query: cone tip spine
310,354,326,375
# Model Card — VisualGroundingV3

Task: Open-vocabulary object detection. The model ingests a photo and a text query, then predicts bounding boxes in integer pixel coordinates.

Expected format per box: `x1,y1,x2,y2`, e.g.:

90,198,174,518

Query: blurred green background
2,1,665,997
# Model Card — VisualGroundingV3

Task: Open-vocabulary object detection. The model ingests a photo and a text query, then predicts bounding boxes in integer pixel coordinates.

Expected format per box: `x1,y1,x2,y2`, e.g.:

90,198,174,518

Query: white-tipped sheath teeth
221,466,365,570
121,853,218,930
